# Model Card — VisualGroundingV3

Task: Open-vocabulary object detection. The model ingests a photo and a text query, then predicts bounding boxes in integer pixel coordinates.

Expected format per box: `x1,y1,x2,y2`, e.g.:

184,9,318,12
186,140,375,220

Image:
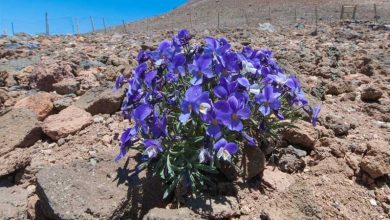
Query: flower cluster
114,29,320,198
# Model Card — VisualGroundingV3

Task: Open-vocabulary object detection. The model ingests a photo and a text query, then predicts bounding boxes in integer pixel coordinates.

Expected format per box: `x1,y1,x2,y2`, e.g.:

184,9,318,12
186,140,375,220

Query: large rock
0,183,29,219
42,105,92,140
243,146,265,179
29,60,74,92
262,166,296,192
360,140,390,179
361,86,383,102
0,148,31,177
36,152,165,219
14,92,53,120
74,84,124,115
0,108,42,157
186,196,240,219
281,120,319,150
143,208,203,220
324,115,350,137
53,78,80,95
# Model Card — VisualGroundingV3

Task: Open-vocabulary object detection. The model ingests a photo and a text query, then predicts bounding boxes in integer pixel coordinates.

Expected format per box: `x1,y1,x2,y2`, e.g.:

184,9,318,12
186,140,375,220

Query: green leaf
194,164,219,174
166,154,175,176
193,136,204,143
163,177,180,199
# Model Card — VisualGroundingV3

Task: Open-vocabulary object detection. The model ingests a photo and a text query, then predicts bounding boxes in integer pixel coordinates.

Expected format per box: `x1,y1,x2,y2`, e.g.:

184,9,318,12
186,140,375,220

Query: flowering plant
114,29,320,199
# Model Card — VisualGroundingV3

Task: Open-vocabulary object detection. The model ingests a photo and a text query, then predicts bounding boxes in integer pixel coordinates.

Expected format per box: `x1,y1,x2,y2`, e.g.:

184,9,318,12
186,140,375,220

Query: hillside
0,0,389,219
109,0,390,34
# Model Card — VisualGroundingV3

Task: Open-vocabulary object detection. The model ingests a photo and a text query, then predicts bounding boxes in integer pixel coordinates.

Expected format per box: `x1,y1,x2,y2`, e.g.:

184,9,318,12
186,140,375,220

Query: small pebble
57,138,66,146
370,198,377,206
93,116,104,123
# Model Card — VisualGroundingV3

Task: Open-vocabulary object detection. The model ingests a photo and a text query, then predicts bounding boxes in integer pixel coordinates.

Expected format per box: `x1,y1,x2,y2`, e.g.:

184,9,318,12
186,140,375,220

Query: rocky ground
0,2,390,219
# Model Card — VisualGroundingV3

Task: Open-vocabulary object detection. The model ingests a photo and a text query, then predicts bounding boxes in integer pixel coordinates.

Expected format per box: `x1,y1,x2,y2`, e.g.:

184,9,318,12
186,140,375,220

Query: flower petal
214,138,227,151
225,143,238,154
237,107,251,119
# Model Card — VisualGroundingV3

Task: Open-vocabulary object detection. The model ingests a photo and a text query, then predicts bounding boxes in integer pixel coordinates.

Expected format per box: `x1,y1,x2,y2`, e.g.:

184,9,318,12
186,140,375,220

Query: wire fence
1,3,389,36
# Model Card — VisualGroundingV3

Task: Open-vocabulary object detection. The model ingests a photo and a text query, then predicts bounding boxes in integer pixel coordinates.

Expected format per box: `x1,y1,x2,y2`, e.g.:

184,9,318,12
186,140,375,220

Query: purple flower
222,51,240,73
133,104,153,133
265,72,289,85
242,132,256,146
286,76,308,106
151,112,168,138
214,96,251,131
115,127,137,161
214,138,238,161
167,53,186,78
137,50,149,63
311,106,321,126
114,74,124,91
143,139,164,159
213,78,237,99
179,86,210,123
189,55,213,85
198,148,211,163
255,85,281,116
204,37,231,56
237,77,250,89
202,107,223,139
173,29,191,49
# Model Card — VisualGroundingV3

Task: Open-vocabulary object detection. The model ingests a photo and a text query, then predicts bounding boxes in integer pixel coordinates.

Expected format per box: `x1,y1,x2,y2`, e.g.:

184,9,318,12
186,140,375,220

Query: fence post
102,18,107,33
75,18,80,34
352,6,357,20
268,6,271,21
11,22,15,35
45,12,49,35
315,6,318,31
294,8,297,22
340,5,344,20
217,11,220,29
374,4,377,22
122,20,128,34
89,16,95,32
244,10,249,26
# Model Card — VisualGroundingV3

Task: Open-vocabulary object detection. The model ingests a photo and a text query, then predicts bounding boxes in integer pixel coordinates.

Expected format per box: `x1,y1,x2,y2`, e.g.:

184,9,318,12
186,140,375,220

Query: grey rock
361,86,383,102
0,183,28,219
143,208,204,220
286,145,307,158
186,196,240,219
0,108,42,157
278,153,305,173
0,56,40,72
53,96,74,111
325,115,350,136
79,60,106,70
258,23,275,32
0,148,31,177
53,79,80,95
74,84,124,115
36,153,164,220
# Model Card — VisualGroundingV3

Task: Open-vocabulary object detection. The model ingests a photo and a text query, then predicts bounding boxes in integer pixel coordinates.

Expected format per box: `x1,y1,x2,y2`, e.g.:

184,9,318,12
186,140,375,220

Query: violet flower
255,85,281,116
311,107,321,126
214,96,251,131
144,139,164,159
179,86,210,123
189,55,213,85
198,147,212,163
214,138,238,161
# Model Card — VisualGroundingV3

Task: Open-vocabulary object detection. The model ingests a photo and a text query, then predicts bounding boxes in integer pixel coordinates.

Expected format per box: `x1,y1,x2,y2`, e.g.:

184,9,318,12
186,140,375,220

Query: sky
0,0,187,35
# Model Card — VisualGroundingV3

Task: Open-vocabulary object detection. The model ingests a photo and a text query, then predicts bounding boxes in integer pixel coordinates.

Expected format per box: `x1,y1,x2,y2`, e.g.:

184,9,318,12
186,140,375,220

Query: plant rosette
114,29,320,199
